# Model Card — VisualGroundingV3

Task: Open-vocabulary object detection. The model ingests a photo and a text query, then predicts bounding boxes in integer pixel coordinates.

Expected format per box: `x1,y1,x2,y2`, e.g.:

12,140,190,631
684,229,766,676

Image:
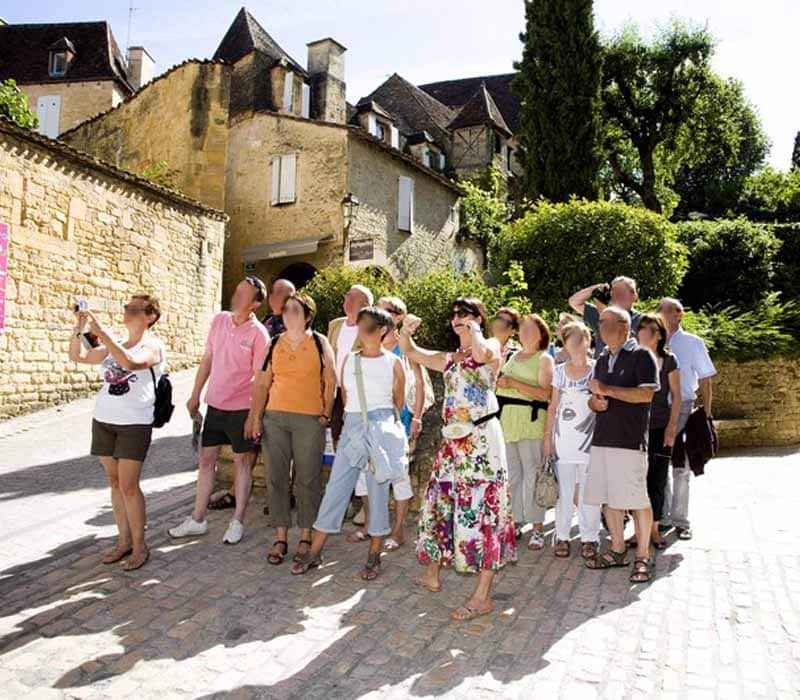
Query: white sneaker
168,516,208,539
222,519,243,545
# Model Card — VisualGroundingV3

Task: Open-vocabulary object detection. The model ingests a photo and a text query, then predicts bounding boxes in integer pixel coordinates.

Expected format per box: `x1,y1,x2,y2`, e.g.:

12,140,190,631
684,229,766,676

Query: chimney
127,46,155,91
306,38,346,124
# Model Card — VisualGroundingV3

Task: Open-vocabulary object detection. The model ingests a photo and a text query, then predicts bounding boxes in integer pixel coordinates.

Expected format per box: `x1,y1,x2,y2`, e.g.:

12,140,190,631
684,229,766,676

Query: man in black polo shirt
584,306,659,583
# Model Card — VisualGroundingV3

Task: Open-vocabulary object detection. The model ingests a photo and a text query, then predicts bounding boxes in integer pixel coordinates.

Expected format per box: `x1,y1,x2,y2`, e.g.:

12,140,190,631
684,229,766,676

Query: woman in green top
495,314,554,550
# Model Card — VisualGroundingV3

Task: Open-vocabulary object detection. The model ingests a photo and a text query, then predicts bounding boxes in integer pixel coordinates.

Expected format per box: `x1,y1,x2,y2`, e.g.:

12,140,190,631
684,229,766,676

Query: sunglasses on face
449,308,474,320
492,316,513,326
123,304,146,315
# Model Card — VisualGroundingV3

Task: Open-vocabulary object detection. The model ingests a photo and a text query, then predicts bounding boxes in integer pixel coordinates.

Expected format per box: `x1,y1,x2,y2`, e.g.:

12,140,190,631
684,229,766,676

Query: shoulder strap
312,331,325,370
262,333,282,372
353,351,369,424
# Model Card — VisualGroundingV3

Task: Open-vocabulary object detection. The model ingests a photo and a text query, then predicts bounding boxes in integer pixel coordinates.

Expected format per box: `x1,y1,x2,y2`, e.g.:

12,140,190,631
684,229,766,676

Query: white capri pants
356,466,413,501
554,460,602,543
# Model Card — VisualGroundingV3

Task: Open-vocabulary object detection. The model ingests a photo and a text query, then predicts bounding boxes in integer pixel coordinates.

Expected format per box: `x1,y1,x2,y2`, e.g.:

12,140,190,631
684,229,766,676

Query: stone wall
60,61,231,210
0,119,226,419
347,133,465,279
223,111,348,300
713,358,800,448
22,80,126,136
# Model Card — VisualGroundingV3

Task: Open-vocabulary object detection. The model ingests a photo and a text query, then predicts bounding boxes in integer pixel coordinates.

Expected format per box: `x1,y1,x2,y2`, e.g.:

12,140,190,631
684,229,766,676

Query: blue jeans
313,411,393,537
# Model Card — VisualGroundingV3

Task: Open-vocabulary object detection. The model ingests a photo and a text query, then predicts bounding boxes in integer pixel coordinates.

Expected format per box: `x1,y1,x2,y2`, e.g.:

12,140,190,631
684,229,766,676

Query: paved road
1,379,799,699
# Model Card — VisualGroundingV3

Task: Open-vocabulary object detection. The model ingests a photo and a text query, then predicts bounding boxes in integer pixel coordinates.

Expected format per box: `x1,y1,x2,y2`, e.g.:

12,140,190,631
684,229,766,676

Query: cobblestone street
1,372,798,699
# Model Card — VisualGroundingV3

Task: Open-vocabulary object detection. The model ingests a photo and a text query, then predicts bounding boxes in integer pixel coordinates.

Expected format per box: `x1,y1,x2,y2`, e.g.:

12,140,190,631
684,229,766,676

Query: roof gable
0,21,133,91
447,82,511,136
213,7,306,76
361,73,454,151
419,73,520,133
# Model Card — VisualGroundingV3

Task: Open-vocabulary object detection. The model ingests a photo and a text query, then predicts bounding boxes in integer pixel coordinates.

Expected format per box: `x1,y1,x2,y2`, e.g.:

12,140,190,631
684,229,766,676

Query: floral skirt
416,418,517,573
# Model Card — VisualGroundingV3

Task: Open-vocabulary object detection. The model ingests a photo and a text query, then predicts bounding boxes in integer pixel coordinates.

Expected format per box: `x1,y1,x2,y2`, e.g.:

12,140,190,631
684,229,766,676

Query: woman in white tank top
292,307,407,581
68,294,165,572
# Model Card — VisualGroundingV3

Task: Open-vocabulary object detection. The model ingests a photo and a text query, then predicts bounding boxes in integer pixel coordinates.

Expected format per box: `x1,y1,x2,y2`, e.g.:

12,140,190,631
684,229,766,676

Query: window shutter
367,113,377,137
398,176,414,232
279,153,297,203
439,153,446,170
283,71,295,111
422,149,431,168
301,83,311,118
270,156,281,205
390,125,399,149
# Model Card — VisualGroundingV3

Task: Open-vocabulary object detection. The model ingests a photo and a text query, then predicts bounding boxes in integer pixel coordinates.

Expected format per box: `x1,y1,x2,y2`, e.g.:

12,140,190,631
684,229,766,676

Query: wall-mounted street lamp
341,192,360,230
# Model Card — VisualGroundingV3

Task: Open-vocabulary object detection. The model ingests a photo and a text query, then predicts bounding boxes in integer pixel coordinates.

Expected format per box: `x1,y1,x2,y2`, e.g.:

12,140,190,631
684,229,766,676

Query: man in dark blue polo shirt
584,306,659,583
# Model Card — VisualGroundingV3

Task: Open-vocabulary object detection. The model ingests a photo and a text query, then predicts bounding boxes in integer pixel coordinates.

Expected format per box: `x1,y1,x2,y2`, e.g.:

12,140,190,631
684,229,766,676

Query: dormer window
375,122,386,141
47,37,76,78
49,52,68,77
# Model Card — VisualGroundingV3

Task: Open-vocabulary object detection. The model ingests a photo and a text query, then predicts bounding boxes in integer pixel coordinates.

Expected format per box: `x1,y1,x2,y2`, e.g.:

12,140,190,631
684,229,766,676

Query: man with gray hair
657,297,716,540
584,305,659,583
569,276,642,357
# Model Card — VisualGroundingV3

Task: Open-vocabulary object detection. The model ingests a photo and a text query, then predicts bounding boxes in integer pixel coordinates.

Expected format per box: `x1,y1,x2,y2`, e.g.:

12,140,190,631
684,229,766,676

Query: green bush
303,262,533,350
737,167,800,222
773,223,800,301
491,199,687,310
0,79,38,130
676,218,781,309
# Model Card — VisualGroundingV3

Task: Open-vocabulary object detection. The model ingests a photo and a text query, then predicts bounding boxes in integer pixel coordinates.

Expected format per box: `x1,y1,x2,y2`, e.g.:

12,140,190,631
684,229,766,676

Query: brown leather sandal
554,540,571,558
630,558,652,583
585,548,629,570
267,540,288,565
293,539,312,563
360,552,382,581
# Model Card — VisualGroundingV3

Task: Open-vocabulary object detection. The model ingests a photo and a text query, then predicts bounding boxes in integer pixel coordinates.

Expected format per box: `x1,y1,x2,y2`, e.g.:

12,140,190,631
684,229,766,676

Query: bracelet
411,417,422,424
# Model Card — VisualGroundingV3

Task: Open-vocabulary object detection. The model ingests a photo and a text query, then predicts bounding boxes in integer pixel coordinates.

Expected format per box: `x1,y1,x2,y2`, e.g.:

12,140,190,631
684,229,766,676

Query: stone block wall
21,80,127,136
60,61,231,210
713,358,800,448
0,119,226,419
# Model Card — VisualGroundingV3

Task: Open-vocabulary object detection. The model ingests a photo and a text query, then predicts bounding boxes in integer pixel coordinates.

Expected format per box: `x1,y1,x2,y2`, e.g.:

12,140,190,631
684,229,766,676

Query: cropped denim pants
314,410,401,537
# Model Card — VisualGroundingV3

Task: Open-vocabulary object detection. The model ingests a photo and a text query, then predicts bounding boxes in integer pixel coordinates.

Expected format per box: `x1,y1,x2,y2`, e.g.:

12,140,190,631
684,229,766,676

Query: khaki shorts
584,445,651,510
91,419,153,462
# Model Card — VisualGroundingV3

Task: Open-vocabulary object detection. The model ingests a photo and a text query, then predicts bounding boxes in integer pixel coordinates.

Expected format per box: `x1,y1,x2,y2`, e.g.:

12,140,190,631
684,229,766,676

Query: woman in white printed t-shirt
543,321,602,560
69,294,166,572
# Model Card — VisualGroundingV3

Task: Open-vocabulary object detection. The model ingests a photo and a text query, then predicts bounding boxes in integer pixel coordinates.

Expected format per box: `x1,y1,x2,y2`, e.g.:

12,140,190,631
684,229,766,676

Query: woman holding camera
69,295,166,571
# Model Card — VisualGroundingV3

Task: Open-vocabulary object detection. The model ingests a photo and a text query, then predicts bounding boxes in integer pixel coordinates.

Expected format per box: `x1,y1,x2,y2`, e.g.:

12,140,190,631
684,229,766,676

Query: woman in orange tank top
245,293,337,565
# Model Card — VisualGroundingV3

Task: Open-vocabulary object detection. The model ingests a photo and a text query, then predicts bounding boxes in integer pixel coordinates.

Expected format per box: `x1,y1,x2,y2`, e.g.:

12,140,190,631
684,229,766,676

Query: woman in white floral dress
399,298,517,621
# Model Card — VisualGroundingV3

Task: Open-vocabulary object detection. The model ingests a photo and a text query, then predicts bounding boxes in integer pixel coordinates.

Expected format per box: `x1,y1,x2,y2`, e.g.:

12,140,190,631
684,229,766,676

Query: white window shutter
279,154,297,203
439,153,446,170
301,83,311,118
390,125,399,149
283,71,295,111
367,113,377,137
398,176,414,232
270,156,281,205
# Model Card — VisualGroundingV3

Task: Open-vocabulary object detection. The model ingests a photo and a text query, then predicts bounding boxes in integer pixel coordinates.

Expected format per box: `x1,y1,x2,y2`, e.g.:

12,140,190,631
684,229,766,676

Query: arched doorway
276,262,317,290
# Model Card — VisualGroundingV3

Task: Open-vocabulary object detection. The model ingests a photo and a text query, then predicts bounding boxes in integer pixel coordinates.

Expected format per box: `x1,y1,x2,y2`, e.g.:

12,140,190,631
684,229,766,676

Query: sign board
0,224,8,333
349,239,374,262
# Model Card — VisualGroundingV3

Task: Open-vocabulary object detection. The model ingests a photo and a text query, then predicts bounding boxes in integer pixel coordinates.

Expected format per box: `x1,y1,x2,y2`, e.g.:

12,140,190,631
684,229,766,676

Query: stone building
62,8,476,297
0,20,154,138
0,117,226,418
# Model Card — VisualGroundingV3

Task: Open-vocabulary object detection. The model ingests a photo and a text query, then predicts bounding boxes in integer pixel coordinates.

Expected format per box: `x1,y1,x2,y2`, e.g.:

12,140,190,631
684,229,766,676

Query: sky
4,1,797,168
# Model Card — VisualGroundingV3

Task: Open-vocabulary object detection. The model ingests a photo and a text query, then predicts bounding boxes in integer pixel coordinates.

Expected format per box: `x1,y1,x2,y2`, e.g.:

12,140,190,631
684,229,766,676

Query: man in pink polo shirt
169,277,269,545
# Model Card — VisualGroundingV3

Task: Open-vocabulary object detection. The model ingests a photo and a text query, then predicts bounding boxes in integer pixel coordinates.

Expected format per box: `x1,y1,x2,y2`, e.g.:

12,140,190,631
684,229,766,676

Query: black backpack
150,367,175,428
262,331,325,372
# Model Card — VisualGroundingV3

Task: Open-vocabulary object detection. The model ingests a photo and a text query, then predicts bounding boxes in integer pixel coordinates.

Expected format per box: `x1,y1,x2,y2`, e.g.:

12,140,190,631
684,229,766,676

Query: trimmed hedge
491,199,687,310
676,218,781,309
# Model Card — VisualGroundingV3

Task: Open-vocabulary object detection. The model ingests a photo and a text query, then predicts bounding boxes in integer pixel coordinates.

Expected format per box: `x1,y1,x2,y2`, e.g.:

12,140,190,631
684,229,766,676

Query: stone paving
1,373,799,699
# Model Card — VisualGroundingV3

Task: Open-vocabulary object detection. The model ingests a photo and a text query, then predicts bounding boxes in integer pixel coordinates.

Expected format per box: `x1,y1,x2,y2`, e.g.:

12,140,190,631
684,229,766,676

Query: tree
671,77,769,219
602,22,714,214
737,167,800,222
792,131,800,171
0,79,38,130
513,0,603,202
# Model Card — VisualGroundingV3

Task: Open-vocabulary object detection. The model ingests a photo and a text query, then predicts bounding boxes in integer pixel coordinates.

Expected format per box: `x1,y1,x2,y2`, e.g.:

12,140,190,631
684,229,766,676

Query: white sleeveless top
94,335,166,426
343,350,398,413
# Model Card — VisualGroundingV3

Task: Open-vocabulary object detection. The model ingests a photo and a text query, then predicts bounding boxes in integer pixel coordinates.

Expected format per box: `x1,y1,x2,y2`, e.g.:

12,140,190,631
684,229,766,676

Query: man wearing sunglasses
169,276,269,546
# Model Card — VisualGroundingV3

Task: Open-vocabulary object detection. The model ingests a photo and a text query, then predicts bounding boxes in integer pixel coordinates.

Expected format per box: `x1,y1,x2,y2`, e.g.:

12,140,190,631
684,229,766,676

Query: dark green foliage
772,223,800,301
513,0,603,201
0,79,38,129
602,22,714,214
736,167,800,222
491,199,687,310
671,77,770,219
792,131,800,171
676,219,781,309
